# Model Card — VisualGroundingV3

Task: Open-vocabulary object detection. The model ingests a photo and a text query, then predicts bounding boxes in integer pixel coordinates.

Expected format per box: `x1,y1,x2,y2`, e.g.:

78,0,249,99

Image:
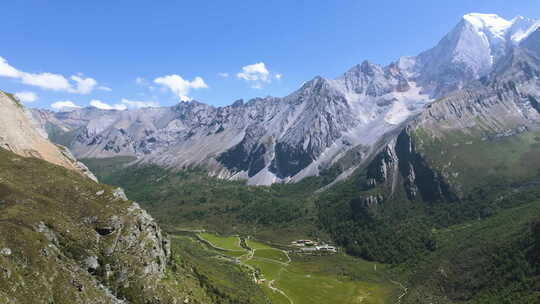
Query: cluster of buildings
291,240,337,253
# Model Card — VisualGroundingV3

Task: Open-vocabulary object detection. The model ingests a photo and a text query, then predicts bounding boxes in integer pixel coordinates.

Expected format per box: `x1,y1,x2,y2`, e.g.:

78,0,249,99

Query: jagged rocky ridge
33,14,540,186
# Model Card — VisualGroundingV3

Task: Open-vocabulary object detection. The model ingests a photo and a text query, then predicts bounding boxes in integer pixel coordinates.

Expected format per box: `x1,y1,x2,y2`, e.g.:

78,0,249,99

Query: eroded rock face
365,143,399,189
84,200,171,285
394,128,457,202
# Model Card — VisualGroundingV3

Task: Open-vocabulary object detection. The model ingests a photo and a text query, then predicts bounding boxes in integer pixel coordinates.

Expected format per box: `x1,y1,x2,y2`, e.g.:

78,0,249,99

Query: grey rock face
365,143,399,189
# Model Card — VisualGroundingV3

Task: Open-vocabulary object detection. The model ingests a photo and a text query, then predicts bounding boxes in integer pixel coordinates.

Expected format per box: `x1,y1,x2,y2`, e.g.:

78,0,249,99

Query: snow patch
512,20,540,42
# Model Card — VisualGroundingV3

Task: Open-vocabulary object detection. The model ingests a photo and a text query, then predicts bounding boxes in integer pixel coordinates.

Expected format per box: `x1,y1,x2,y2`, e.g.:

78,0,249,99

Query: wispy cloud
98,86,112,91
88,98,159,111
135,77,146,85
90,99,127,110
120,98,159,108
217,72,229,78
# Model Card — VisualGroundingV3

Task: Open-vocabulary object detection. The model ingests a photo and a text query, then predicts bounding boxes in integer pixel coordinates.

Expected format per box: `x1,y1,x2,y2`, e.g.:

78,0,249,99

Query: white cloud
275,73,283,80
154,74,208,101
237,62,269,81
0,56,100,94
218,72,229,78
90,99,127,111
69,75,97,94
237,62,277,88
120,98,159,108
14,92,38,103
87,98,159,111
20,72,71,91
51,100,81,111
0,57,21,78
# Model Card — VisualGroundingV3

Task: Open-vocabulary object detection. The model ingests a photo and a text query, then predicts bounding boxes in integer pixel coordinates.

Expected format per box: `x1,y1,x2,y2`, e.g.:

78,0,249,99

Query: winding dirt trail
268,278,294,304
388,279,408,304
239,238,294,304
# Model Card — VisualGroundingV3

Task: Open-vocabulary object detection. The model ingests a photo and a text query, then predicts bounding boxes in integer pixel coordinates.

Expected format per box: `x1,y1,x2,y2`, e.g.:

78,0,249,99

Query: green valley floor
174,230,401,304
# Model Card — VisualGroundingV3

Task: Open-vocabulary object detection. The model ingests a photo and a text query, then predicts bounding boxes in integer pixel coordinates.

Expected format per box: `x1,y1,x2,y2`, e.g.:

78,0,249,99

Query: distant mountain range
32,13,540,187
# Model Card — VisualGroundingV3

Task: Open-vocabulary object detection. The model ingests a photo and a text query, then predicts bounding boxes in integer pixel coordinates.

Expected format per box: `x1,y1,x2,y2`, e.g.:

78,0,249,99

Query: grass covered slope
411,127,540,195
402,192,540,303
0,148,214,304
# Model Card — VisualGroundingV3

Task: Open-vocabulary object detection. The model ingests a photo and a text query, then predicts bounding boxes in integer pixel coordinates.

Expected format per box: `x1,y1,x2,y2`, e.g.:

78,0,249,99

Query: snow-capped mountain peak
462,13,512,39
411,13,539,97
459,13,539,44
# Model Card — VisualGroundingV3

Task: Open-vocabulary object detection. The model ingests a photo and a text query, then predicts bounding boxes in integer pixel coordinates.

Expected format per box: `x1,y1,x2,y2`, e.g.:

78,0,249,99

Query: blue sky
1,1,539,109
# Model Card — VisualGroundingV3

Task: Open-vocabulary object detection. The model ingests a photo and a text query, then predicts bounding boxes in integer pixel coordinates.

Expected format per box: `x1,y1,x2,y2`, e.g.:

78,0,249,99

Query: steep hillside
402,189,540,303
0,91,96,181
0,148,217,304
